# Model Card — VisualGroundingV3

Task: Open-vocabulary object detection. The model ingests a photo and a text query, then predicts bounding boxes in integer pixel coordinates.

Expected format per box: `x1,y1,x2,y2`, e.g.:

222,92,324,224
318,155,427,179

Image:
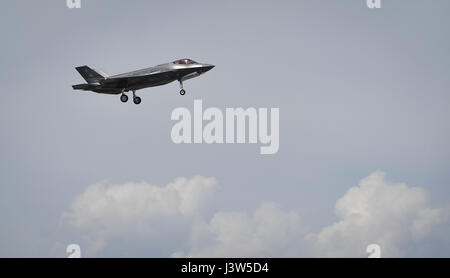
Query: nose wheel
179,80,186,95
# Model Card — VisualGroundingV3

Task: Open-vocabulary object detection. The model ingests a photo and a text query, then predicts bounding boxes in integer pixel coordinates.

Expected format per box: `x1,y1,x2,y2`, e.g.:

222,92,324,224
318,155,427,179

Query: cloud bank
307,171,449,257
60,172,449,257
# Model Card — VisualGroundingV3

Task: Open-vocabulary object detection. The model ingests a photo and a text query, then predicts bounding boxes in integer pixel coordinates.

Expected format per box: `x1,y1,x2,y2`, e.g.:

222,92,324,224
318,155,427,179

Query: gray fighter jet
72,59,215,104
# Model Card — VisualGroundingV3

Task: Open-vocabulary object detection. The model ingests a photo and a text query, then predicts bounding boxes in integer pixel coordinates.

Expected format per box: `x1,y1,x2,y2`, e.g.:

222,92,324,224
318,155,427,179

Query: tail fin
75,66,108,83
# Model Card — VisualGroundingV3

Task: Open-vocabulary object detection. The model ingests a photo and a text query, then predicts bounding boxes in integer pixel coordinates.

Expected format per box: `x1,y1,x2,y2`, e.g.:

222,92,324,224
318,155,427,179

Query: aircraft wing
100,68,194,88
100,70,178,88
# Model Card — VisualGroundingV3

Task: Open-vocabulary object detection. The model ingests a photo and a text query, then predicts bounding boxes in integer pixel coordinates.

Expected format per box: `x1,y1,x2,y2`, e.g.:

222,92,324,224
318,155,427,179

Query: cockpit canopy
173,59,197,65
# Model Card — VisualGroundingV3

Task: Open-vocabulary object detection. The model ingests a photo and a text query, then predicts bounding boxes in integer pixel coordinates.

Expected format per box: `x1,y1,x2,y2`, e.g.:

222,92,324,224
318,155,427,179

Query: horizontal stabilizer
72,83,97,90
72,83,122,95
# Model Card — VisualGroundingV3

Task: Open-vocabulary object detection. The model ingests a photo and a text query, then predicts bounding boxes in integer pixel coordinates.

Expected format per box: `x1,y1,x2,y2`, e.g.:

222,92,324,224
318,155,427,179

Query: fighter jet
72,59,215,104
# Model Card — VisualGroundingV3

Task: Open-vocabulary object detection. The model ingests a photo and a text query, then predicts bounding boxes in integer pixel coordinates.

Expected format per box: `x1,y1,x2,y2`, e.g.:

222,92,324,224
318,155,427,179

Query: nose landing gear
179,80,186,95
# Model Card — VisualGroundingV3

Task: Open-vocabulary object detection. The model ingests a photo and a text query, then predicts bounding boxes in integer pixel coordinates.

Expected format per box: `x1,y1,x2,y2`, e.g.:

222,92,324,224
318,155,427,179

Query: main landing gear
120,81,186,104
132,91,141,105
120,90,141,105
120,93,128,103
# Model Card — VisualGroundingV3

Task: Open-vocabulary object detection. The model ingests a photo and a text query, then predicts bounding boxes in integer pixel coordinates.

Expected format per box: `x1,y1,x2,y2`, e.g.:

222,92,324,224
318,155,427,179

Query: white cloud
307,171,447,257
411,208,448,240
173,202,304,257
61,176,217,254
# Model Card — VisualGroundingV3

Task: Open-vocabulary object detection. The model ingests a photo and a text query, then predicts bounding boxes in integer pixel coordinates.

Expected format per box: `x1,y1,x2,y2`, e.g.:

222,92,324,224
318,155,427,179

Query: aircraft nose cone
202,64,215,73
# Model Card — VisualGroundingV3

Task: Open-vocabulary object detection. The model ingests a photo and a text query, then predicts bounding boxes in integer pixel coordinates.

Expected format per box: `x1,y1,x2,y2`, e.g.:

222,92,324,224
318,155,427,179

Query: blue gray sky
0,0,449,257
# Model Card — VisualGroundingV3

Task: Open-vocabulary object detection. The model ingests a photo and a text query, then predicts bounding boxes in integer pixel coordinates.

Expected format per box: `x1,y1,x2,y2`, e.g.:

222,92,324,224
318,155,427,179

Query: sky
0,0,449,257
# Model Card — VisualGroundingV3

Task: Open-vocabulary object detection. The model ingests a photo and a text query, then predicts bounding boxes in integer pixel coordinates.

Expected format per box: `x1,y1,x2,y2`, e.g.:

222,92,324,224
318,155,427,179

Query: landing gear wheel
178,79,185,95
133,96,142,105
120,94,128,103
